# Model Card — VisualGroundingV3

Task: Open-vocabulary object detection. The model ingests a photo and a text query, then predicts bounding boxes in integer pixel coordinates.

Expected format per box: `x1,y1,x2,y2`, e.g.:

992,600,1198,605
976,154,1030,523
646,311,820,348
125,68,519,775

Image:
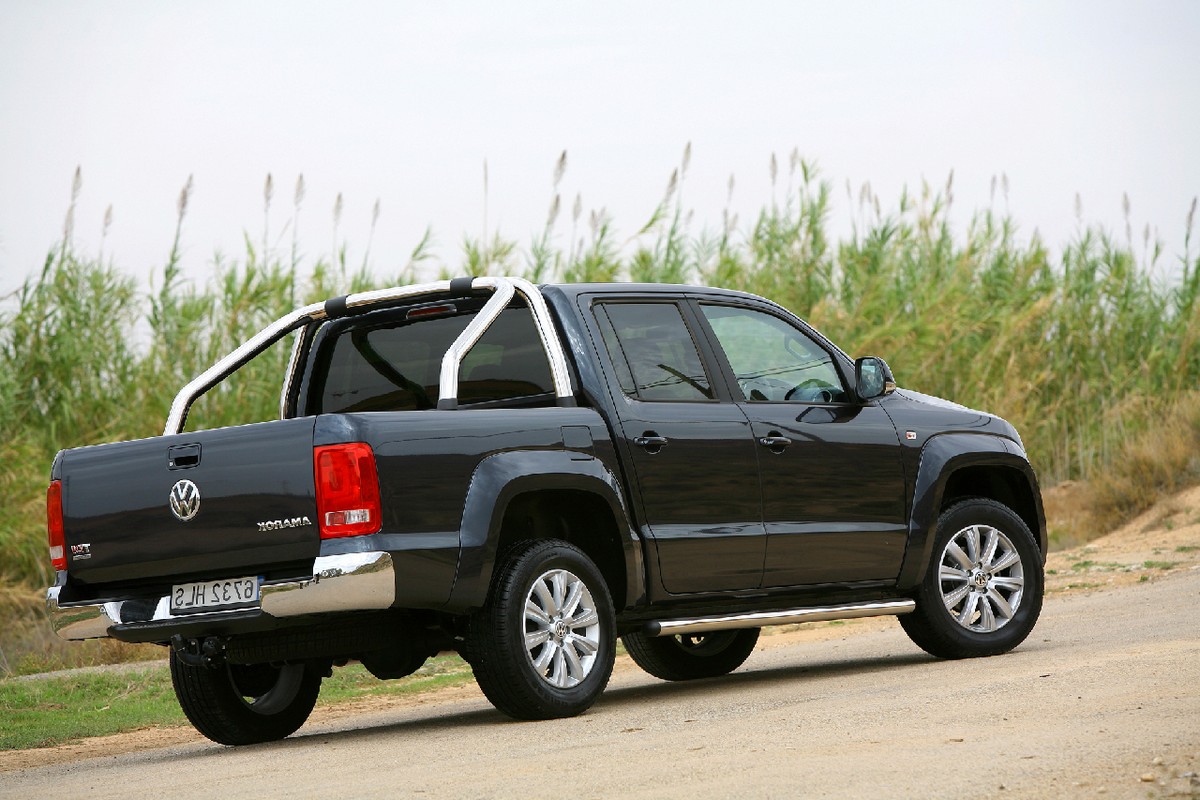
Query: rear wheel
468,539,616,720
622,628,760,681
169,654,322,745
900,497,1044,659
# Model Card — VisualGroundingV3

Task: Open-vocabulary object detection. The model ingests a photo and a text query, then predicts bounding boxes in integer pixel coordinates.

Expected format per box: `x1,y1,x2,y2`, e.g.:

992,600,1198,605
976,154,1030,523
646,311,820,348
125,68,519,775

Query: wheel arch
897,433,1046,590
940,465,1043,546
446,450,644,613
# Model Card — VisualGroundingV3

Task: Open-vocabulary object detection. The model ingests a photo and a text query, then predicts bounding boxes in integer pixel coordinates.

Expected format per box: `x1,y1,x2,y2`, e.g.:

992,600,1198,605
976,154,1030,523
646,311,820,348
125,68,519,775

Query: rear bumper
46,551,396,641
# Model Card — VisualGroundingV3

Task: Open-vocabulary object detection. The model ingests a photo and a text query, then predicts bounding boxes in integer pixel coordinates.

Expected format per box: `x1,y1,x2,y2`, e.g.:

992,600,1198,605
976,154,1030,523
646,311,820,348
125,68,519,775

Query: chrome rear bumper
46,551,396,641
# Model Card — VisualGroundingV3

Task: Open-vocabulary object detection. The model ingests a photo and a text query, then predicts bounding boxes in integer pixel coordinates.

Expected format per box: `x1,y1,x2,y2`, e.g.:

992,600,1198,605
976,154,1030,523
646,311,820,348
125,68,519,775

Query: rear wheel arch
493,488,629,613
448,452,643,612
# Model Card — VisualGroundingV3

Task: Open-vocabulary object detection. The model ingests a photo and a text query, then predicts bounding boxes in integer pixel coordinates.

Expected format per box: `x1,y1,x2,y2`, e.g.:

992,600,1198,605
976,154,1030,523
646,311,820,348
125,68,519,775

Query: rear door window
596,302,714,402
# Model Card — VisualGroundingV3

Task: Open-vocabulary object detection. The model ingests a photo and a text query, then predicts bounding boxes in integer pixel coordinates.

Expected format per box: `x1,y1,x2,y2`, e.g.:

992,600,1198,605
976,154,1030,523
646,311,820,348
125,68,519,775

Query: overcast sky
1,1,1198,297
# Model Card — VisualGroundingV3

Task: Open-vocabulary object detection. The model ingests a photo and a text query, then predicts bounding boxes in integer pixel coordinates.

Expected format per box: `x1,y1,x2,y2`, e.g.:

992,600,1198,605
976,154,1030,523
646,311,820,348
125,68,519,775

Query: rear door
589,299,764,595
693,301,908,586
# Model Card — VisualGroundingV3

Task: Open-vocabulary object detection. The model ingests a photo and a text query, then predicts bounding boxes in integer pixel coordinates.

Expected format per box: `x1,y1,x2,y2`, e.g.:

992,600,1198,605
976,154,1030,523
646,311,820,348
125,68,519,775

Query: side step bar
644,599,916,637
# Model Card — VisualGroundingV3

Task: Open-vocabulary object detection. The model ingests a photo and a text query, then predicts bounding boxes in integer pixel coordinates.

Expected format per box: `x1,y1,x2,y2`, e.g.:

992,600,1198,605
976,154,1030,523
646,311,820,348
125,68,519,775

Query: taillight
314,443,381,539
47,480,66,571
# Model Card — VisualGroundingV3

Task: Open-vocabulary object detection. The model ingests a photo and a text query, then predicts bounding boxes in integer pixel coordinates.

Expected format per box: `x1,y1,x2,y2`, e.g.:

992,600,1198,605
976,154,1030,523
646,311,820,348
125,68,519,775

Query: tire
622,628,760,681
900,497,1044,660
468,539,616,720
169,654,322,745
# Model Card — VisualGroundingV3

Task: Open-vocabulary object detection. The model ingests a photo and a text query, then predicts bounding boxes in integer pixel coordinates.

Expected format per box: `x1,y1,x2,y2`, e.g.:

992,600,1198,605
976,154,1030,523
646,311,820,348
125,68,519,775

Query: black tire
468,539,616,720
622,628,760,681
900,497,1044,660
169,654,322,745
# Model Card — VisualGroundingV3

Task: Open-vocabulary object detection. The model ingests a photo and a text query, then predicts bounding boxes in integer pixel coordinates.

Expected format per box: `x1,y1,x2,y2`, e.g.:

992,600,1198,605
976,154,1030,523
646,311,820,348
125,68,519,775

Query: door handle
634,434,669,453
757,434,793,452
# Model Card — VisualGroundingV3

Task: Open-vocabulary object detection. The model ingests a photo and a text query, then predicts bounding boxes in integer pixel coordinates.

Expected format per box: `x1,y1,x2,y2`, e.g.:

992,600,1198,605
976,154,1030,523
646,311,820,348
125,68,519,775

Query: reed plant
1,153,1196,672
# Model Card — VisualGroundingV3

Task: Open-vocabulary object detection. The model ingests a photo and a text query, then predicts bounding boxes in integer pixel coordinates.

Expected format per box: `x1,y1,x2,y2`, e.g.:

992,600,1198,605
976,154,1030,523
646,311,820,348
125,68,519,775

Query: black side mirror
855,356,896,401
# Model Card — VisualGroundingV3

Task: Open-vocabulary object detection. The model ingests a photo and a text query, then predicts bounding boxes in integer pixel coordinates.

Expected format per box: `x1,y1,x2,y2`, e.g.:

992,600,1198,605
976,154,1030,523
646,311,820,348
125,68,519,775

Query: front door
695,302,908,587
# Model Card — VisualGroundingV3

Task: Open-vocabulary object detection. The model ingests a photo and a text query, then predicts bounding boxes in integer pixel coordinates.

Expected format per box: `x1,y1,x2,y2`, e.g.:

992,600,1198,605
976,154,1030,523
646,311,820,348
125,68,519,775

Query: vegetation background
2,151,1198,674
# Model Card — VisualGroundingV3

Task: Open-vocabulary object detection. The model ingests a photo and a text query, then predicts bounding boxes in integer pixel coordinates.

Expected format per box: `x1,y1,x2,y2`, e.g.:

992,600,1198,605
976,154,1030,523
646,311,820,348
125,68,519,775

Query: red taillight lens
314,443,381,539
47,480,67,571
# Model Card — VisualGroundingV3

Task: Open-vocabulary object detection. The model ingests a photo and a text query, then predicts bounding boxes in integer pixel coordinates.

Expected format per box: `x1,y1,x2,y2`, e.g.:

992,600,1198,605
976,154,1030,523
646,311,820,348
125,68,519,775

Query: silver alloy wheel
938,524,1025,633
523,568,602,689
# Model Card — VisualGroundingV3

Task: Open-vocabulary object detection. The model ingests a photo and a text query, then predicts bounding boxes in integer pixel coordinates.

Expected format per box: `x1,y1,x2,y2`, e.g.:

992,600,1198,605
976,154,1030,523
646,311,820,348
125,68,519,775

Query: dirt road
3,565,1197,799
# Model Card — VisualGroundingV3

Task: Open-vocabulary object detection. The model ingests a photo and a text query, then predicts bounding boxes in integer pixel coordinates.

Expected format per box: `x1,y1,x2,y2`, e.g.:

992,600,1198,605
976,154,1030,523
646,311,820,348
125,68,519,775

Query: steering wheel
737,376,795,401
784,379,835,403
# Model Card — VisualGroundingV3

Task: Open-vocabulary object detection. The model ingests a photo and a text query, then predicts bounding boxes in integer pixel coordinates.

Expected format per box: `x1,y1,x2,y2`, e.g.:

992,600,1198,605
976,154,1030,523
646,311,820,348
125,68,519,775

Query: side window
700,304,848,403
596,302,713,402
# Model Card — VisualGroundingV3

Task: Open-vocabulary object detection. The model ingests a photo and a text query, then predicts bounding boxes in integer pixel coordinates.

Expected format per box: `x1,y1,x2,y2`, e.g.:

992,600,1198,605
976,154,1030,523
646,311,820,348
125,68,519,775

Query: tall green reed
1,155,1197,590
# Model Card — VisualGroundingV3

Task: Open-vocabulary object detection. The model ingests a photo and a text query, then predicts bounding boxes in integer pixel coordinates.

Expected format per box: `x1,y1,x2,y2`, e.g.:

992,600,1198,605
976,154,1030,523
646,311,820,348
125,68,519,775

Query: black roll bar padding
324,294,350,319
448,276,475,296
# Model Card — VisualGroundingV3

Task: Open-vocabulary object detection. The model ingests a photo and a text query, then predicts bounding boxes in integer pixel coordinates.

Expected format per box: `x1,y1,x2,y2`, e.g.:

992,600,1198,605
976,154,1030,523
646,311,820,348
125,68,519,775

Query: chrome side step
644,599,916,637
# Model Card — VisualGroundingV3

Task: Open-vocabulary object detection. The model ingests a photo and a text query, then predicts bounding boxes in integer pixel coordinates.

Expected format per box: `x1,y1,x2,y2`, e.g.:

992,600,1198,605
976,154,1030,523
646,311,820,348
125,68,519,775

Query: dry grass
1089,392,1200,525
0,587,161,676
1042,481,1099,550
1043,393,1200,549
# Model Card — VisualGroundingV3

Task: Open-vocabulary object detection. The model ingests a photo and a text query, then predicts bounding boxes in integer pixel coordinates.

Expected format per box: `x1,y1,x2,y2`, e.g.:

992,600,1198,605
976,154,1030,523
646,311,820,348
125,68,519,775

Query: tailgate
59,417,320,584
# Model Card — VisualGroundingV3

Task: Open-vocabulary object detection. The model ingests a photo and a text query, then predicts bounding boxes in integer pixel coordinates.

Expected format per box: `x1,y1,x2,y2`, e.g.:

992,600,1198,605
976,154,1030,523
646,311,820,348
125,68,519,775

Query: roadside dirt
1041,483,1200,593
2,485,1198,798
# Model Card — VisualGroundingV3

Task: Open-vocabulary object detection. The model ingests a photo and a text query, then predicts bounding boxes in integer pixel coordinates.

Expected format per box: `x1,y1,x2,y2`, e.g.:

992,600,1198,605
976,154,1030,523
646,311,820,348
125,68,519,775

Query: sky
1,1,1198,298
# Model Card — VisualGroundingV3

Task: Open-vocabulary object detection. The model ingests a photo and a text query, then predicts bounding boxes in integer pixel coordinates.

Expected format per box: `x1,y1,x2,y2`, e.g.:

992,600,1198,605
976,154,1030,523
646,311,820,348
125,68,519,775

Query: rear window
313,304,554,413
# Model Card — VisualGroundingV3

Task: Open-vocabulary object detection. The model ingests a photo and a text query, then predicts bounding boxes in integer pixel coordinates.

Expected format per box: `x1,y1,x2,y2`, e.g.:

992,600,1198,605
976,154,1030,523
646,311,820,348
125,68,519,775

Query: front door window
699,304,847,404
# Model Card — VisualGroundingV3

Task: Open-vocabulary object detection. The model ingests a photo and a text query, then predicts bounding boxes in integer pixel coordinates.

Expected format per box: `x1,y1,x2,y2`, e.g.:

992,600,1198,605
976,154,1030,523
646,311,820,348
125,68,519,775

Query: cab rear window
313,304,554,413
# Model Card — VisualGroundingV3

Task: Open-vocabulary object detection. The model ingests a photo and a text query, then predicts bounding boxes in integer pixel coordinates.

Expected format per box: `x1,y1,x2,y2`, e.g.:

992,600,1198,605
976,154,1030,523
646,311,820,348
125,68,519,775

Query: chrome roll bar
163,277,575,436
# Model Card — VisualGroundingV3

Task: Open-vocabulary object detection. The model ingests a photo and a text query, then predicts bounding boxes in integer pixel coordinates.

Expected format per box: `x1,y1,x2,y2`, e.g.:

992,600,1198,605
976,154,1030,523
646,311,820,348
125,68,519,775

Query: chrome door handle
757,435,793,451
634,435,669,452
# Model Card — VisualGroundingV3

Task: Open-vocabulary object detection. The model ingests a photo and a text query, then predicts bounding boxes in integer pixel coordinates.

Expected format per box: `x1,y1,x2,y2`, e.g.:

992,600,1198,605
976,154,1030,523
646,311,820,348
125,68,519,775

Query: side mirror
855,356,896,401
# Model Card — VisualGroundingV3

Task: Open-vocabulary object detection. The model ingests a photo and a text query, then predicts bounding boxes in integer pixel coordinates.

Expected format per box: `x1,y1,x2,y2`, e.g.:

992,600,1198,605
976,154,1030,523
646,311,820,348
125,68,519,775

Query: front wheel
468,539,616,720
170,654,322,745
623,628,760,681
900,497,1044,659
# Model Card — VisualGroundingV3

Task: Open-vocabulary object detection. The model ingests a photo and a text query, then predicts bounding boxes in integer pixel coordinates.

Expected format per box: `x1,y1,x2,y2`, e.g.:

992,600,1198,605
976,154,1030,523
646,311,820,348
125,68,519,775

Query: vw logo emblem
169,479,201,522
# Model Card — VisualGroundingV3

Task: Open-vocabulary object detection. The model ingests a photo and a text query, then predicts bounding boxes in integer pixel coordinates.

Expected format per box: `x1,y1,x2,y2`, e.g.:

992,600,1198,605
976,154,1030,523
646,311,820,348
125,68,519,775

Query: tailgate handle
168,443,202,469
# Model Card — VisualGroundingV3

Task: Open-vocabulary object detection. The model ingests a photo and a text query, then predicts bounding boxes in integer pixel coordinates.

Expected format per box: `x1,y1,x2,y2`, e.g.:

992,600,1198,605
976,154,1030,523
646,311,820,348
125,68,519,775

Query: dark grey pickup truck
45,277,1045,745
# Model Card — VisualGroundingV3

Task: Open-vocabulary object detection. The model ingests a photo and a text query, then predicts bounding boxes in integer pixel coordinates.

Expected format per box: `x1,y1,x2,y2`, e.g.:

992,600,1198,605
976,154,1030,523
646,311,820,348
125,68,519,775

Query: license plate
170,576,260,615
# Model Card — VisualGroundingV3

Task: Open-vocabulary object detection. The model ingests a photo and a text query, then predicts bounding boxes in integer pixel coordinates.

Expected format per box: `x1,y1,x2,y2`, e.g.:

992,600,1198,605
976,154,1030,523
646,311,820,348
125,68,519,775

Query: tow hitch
171,634,227,668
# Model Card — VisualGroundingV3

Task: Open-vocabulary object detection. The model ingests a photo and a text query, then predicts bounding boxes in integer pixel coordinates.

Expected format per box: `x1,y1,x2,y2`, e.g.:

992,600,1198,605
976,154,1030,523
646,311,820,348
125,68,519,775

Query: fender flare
445,450,644,612
896,433,1046,591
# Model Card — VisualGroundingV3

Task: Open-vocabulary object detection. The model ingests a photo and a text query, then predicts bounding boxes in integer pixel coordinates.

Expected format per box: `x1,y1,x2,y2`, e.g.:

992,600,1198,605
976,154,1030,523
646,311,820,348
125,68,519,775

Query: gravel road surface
3,569,1197,799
